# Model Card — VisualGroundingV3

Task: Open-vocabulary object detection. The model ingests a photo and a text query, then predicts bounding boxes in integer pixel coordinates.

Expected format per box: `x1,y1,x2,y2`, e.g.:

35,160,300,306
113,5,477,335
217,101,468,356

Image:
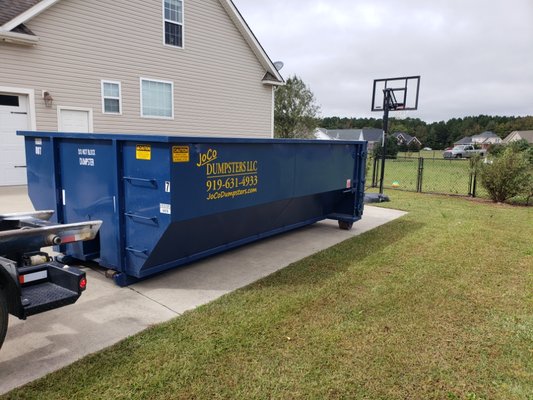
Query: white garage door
0,93,29,186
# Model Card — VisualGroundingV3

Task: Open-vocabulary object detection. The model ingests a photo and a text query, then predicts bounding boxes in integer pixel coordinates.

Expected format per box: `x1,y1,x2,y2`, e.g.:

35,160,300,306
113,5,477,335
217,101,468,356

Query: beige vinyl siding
0,0,274,138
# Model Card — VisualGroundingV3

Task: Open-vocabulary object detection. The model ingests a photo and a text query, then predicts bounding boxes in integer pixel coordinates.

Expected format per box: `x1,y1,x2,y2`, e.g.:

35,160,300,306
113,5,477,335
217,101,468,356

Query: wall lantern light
43,91,54,107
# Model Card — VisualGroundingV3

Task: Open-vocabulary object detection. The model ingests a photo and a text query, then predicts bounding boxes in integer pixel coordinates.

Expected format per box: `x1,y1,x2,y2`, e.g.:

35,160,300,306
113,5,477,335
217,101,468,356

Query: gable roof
321,128,383,142
360,128,384,142
0,0,53,31
455,136,473,145
393,131,414,143
472,131,498,140
0,0,41,26
503,130,533,144
0,0,284,84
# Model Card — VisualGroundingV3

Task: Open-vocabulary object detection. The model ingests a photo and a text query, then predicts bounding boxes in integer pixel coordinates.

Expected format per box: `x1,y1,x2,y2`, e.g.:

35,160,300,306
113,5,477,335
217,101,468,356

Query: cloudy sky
233,0,533,122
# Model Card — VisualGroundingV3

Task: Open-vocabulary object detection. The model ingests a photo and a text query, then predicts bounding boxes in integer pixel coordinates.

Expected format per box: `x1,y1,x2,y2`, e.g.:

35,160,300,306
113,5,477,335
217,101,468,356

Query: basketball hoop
370,75,421,199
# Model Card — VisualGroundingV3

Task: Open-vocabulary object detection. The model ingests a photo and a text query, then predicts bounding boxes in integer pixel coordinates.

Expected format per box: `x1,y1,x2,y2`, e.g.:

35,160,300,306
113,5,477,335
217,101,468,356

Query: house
314,128,383,150
392,132,422,148
454,132,502,149
0,0,283,186
471,131,502,149
503,130,533,145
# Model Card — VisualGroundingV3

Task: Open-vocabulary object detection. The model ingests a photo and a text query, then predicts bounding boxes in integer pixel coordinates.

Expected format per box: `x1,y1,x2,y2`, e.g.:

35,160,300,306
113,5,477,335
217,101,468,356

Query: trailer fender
0,258,24,319
0,285,8,350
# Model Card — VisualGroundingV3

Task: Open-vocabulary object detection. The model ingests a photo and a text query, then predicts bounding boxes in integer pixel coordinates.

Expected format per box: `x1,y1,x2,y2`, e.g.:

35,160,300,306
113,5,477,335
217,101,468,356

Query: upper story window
140,78,174,119
101,81,121,114
164,0,183,47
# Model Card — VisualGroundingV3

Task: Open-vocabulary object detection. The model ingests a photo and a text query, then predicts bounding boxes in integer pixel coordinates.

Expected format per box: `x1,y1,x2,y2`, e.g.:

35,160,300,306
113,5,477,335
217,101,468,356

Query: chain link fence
366,156,488,198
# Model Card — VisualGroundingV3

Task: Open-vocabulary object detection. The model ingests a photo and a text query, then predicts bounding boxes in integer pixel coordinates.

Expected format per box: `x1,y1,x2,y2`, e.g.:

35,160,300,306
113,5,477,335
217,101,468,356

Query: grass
3,192,533,399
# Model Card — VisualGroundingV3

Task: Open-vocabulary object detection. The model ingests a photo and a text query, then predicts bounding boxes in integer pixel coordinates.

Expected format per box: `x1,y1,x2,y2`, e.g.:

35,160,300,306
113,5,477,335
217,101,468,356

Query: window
101,81,121,114
0,94,19,107
140,78,174,118
164,0,183,47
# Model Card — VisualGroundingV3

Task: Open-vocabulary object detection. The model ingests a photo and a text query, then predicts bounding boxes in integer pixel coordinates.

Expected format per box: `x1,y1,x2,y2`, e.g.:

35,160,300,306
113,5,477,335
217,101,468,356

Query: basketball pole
378,89,392,196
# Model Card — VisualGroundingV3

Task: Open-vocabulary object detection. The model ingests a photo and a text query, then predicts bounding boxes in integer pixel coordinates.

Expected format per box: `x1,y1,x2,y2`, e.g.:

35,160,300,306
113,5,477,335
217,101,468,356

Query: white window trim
0,86,36,130
139,77,174,120
162,0,185,49
101,80,122,115
56,106,94,132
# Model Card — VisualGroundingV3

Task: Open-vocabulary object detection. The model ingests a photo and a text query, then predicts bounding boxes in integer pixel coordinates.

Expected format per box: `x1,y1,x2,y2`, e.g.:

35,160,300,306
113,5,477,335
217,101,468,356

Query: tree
274,75,320,139
372,135,399,158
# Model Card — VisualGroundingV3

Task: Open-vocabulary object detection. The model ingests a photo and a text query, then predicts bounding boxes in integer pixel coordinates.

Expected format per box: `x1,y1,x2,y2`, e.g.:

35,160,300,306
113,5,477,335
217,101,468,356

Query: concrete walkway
0,186,406,394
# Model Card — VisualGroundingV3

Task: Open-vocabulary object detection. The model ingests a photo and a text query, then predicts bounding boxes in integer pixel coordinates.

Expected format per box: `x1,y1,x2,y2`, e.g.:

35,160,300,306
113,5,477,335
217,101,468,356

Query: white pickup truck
443,145,486,159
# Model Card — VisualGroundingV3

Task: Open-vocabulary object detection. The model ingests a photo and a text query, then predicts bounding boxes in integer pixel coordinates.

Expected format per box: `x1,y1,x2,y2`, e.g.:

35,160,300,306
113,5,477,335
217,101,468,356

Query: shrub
373,135,399,158
479,148,531,203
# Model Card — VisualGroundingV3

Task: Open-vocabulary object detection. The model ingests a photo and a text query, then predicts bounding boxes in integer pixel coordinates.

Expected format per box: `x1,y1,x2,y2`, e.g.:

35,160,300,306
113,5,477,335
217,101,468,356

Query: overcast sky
233,0,533,122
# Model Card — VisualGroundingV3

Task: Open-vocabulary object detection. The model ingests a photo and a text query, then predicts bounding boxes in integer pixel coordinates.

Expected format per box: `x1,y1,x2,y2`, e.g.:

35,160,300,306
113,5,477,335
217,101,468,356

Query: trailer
0,211,101,350
19,132,367,286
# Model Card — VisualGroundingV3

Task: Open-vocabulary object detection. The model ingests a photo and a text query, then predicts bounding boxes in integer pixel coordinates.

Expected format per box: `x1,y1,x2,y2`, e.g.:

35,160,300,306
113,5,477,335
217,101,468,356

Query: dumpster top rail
17,131,366,146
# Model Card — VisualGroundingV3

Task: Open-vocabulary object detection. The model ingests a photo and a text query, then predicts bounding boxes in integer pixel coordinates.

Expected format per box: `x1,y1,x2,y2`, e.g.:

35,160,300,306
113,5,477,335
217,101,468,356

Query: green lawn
4,192,532,400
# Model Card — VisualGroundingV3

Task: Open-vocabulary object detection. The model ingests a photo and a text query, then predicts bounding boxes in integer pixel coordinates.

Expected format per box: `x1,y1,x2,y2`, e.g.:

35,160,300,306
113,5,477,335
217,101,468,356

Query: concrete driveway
0,186,406,394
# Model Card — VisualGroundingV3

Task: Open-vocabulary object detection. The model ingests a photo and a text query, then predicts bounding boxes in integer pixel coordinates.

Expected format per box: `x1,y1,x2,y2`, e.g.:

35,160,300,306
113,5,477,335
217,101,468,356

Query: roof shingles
0,0,41,27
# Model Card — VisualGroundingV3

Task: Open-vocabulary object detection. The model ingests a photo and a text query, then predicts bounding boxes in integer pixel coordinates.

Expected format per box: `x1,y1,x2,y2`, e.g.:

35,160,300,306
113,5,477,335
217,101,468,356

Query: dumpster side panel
169,142,358,220
121,142,172,275
130,141,364,279
139,191,346,277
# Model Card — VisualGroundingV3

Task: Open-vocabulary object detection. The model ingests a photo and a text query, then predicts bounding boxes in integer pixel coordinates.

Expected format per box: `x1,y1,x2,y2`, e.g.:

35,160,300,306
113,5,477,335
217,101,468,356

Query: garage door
0,93,29,186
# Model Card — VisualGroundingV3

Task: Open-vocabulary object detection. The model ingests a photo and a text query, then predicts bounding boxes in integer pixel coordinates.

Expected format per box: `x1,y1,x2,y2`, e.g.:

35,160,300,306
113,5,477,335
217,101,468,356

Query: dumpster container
19,132,367,286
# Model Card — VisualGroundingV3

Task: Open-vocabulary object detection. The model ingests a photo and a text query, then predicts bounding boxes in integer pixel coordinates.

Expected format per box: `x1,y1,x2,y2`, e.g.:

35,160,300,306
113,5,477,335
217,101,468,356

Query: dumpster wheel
0,287,8,350
338,220,353,230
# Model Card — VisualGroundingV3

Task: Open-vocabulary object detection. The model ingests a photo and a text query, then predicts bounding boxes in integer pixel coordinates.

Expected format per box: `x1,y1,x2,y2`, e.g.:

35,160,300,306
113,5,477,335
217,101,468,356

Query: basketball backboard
371,76,420,112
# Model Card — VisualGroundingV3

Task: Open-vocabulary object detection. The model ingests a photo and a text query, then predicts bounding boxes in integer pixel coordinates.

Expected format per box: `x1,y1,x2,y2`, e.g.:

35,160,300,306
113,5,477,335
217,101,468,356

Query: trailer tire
0,287,8,350
338,220,353,230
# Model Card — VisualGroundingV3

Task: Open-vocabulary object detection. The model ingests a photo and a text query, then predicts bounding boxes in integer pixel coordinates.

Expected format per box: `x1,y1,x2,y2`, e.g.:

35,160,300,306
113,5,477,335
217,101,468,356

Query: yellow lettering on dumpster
172,146,189,162
136,144,151,160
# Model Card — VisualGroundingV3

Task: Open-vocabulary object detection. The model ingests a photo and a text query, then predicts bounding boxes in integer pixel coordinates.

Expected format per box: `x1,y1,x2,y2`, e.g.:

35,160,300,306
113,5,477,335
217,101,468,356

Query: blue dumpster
19,132,367,286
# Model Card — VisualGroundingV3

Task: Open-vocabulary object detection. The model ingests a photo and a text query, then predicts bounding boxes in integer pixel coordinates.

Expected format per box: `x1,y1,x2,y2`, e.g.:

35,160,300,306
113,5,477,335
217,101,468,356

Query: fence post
417,157,424,192
372,156,378,187
472,172,477,198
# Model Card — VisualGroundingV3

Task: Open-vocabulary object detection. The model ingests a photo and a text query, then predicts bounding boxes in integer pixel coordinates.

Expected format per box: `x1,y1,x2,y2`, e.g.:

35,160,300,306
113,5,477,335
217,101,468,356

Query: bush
479,147,531,203
373,135,399,158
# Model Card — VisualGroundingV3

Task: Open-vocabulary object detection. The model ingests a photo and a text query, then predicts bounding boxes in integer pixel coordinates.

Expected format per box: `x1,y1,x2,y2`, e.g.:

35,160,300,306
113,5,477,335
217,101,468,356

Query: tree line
320,115,533,149
275,75,533,149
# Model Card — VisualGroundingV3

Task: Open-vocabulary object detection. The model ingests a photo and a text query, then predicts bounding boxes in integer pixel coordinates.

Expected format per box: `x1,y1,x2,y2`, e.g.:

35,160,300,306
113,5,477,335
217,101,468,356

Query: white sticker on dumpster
160,203,171,215
78,148,96,167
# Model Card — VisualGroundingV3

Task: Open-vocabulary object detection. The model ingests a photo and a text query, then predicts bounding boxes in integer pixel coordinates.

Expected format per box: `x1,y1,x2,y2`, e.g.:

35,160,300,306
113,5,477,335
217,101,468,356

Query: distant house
315,128,383,150
392,132,422,148
0,0,283,186
471,131,502,149
503,130,533,145
454,132,502,149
